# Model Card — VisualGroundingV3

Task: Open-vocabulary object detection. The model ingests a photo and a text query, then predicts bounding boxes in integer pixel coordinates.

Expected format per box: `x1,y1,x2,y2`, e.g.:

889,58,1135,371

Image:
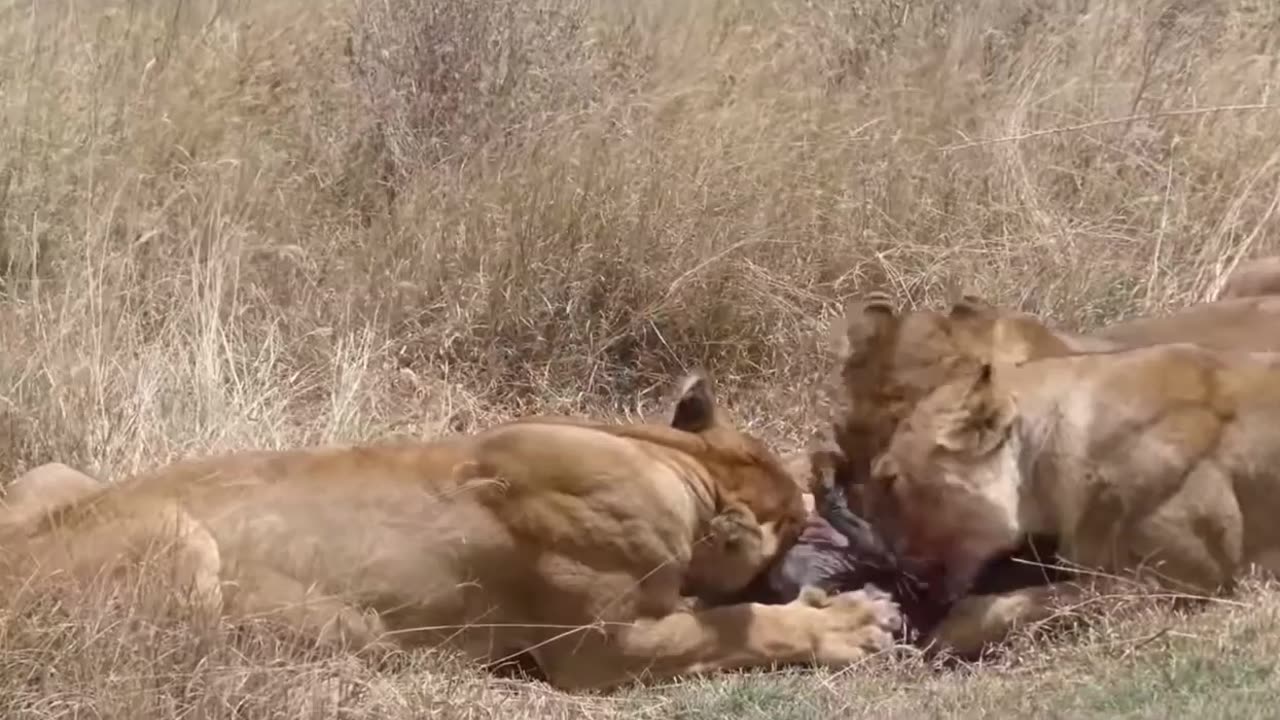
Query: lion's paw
797,584,902,665
707,508,760,552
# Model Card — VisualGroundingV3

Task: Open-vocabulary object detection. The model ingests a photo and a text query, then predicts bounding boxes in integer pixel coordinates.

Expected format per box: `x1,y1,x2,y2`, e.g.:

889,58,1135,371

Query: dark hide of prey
738,477,1072,646
752,479,948,642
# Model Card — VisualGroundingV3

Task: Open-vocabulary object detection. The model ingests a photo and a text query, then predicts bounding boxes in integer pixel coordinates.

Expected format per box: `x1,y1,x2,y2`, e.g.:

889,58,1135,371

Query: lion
862,339,1280,650
0,371,902,691
1218,255,1280,301
776,291,1280,656
827,291,1280,491
756,431,1073,657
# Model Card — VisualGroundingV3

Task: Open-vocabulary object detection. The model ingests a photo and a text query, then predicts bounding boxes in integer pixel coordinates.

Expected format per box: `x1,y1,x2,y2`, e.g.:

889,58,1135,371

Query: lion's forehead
836,314,970,438
885,322,977,394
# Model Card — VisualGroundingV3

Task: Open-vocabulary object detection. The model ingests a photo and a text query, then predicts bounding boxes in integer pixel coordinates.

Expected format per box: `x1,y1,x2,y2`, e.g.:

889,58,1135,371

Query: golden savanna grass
2,0,1280,716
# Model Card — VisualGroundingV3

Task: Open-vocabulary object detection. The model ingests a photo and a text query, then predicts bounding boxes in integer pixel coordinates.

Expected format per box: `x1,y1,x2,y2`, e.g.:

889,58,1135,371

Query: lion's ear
936,364,1016,454
671,370,719,433
944,295,1001,357
832,290,898,361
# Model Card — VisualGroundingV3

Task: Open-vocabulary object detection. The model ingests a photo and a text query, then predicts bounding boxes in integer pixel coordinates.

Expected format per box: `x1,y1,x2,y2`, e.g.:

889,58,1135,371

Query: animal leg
224,564,392,654
1,462,102,523
532,585,902,691
18,501,224,620
1125,464,1243,597
926,582,1086,657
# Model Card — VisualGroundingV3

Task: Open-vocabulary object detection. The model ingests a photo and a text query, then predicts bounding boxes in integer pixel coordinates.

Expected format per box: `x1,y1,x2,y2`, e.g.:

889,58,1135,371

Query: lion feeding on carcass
0,372,909,691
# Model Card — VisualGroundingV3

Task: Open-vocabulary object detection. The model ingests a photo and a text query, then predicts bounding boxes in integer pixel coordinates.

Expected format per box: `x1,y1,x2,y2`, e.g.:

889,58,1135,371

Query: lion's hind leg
11,500,224,622
1,462,102,523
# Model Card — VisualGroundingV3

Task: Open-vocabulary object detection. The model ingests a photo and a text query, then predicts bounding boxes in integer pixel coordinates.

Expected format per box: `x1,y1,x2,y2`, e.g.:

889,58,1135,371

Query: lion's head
861,362,1030,601
828,291,1074,496
652,371,811,599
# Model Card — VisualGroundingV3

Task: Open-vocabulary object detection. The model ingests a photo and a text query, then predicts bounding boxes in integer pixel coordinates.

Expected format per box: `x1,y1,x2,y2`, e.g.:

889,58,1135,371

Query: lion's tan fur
809,291,1280,656
2,462,101,522
0,373,901,691
868,341,1280,650
1218,255,1280,301
826,293,1280,491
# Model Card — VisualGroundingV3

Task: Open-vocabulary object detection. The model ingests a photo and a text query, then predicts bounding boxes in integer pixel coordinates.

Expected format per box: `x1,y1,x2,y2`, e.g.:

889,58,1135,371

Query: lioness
828,292,1280,490
0,372,901,691
864,341,1280,647
790,292,1280,655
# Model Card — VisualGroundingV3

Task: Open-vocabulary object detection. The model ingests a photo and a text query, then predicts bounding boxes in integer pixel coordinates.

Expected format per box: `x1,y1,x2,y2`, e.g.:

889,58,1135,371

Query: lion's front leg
926,582,1087,657
534,586,902,691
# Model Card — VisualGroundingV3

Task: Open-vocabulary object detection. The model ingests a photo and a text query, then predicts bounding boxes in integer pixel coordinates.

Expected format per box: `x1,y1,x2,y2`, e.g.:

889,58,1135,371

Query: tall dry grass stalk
0,0,1278,714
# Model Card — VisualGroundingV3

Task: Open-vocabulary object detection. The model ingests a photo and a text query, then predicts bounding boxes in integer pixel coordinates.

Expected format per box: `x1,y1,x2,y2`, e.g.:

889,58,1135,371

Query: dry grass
2,0,1280,715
